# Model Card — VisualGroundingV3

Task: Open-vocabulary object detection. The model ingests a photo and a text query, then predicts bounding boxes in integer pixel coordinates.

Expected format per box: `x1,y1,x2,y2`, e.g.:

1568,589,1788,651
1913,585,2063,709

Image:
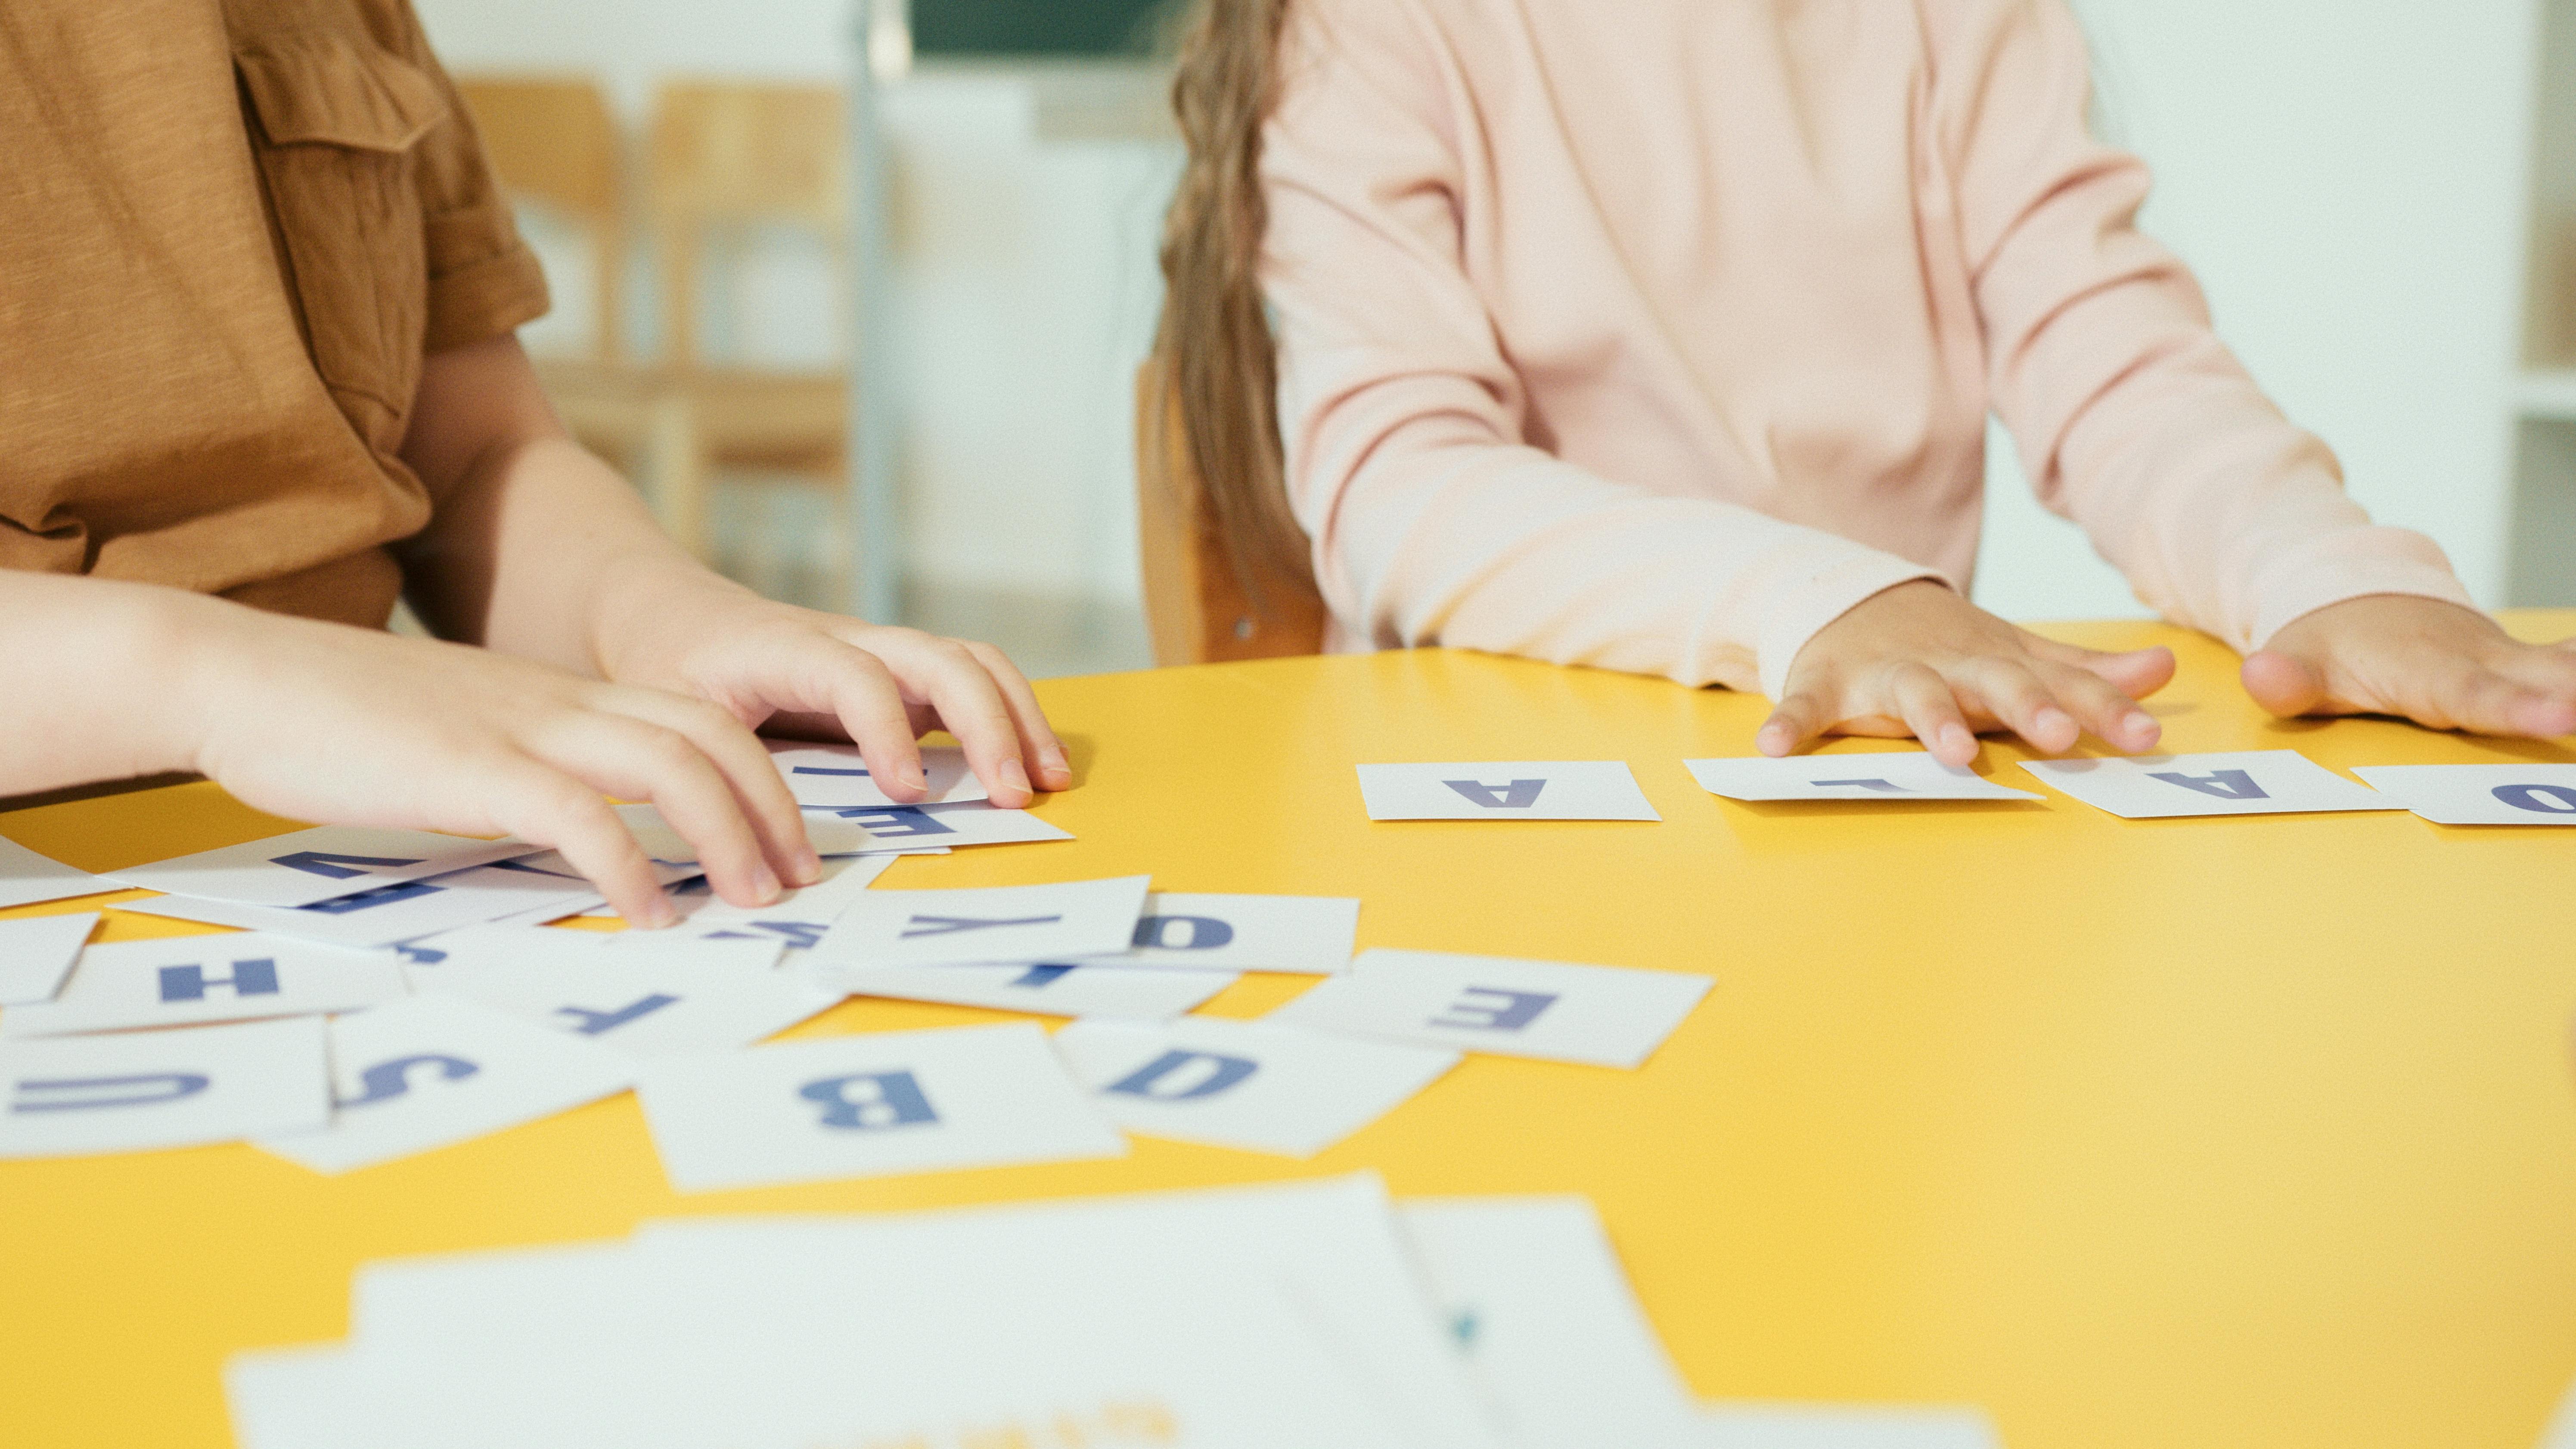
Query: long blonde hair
1148,0,1311,606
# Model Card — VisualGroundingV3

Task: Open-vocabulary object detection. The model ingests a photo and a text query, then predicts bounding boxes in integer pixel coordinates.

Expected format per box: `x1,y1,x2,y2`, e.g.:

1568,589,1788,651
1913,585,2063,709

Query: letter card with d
1054,1016,1459,1158
2350,763,2576,825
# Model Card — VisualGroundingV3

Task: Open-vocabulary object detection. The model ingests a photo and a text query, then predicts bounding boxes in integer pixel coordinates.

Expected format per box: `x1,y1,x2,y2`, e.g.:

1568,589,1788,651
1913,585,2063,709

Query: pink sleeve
1947,0,2474,648
1260,1,1938,698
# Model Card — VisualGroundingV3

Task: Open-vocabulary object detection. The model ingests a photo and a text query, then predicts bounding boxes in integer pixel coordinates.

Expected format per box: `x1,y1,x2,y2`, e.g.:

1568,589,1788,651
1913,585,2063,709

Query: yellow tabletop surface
3,616,2573,1449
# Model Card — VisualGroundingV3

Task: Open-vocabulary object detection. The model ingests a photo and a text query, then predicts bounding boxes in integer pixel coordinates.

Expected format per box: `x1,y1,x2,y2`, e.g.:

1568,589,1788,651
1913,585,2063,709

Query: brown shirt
0,0,548,627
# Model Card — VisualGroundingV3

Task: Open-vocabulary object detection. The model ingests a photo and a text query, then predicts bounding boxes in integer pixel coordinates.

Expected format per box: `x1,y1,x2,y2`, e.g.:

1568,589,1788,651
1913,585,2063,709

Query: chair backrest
648,81,847,369
1134,360,1328,666
453,75,627,360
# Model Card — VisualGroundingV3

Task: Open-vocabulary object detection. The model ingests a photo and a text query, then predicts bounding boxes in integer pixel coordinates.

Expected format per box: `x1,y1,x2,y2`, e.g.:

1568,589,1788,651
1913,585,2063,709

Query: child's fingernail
1039,747,1072,785
639,898,677,929
1001,757,1032,794
750,863,782,903
2123,711,2157,739
790,846,822,885
902,760,927,790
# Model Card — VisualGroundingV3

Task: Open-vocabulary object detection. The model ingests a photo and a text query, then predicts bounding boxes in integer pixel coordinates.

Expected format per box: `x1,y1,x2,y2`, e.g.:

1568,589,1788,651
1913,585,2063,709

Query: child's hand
1757,580,2174,764
2242,596,2576,737
186,609,816,927
590,572,1071,808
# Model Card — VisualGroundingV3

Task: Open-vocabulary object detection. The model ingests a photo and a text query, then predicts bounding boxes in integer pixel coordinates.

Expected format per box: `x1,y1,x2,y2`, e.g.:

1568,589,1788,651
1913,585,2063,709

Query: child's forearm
0,571,233,795
397,336,735,677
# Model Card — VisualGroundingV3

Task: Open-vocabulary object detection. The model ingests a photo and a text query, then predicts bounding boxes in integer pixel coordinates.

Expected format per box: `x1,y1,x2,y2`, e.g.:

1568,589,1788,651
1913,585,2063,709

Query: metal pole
847,0,902,624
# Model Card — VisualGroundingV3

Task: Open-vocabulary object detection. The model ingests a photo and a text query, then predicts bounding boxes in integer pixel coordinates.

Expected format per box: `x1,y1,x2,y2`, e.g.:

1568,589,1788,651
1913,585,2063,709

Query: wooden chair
644,81,853,588
450,77,664,482
1133,360,1328,664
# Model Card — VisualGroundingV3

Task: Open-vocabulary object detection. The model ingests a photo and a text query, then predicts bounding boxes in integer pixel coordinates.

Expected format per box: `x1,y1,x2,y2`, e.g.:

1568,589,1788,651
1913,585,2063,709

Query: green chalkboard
912,0,1176,56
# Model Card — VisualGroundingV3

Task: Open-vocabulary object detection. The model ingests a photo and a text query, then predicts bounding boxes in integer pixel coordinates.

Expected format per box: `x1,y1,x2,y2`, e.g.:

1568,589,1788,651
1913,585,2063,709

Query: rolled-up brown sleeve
389,0,549,352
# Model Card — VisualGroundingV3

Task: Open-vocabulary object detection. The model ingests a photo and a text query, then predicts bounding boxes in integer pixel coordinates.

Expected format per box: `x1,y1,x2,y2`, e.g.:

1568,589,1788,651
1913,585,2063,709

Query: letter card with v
2020,750,2399,819
808,875,1150,972
635,1022,1123,1191
1355,763,1660,821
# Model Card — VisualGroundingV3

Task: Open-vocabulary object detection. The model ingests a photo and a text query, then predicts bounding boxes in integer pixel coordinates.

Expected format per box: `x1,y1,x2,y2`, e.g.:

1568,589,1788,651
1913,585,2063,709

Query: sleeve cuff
2246,526,2477,650
423,231,552,354
1747,544,1952,701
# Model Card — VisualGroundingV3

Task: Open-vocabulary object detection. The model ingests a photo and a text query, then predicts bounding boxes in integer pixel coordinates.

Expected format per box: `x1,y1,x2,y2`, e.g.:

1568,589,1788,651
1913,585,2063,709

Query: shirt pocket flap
235,35,446,152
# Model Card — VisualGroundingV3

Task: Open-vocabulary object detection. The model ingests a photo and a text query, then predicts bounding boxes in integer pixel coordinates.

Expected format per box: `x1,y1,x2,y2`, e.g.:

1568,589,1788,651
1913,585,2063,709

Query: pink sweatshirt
1259,0,2474,698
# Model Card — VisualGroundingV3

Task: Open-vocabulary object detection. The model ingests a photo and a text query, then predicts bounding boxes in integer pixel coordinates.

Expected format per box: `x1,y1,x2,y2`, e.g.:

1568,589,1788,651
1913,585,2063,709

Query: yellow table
4,617,2573,1449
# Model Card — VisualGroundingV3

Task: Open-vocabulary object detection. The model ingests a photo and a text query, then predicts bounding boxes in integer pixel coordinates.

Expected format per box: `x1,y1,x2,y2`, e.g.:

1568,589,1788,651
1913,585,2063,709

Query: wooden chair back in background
1133,360,1327,666
643,81,853,588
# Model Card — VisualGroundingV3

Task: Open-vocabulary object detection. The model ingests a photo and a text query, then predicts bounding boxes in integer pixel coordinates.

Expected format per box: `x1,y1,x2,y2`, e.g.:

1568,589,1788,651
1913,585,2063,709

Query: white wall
1974,0,2539,622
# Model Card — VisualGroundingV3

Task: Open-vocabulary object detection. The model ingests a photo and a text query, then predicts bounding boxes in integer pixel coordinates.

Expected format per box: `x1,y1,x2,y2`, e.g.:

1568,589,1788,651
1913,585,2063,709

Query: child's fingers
1889,663,1977,766
2023,636,2176,699
485,762,674,928
807,640,930,803
1754,691,1832,757
2032,659,2161,752
602,687,818,886
2239,649,2340,719
1957,657,2078,754
2412,662,2572,738
881,637,1034,808
960,639,1071,790
532,714,779,910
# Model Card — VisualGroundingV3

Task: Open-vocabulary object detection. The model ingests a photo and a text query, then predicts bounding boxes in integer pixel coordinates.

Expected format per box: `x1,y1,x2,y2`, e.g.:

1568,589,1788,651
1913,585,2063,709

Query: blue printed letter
554,993,679,1036
10,1074,209,1113
268,850,424,881
1008,963,1080,988
2145,769,2267,801
833,806,958,840
901,913,1062,938
2493,783,2576,815
1442,779,1546,809
1104,1049,1259,1101
801,1071,937,1129
1431,987,1558,1032
158,959,280,1002
340,1054,479,1108
1133,915,1234,951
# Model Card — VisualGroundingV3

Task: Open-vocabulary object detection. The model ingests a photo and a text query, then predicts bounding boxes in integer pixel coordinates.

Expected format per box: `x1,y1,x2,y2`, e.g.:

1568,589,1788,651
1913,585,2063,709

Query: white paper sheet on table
810,874,1150,971
117,856,608,948
2349,763,2576,825
0,1015,328,1157
1358,761,1662,821
3,933,407,1038
230,1229,1423,1449
1683,754,2042,803
766,740,987,807
2018,750,2397,819
1397,1197,1702,1449
1074,891,1362,974
1697,1405,2002,1448
1269,948,1710,1069
635,1021,1123,1191
805,799,1072,852
611,804,871,864
412,941,835,1059
0,835,111,911
836,960,1235,1020
0,912,99,1005
105,826,544,908
1055,1015,1459,1157
257,995,636,1175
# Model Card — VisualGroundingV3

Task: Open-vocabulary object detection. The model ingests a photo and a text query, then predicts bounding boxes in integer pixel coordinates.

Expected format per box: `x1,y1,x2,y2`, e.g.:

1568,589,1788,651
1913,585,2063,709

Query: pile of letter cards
227,1173,2003,1449
0,739,1716,1188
